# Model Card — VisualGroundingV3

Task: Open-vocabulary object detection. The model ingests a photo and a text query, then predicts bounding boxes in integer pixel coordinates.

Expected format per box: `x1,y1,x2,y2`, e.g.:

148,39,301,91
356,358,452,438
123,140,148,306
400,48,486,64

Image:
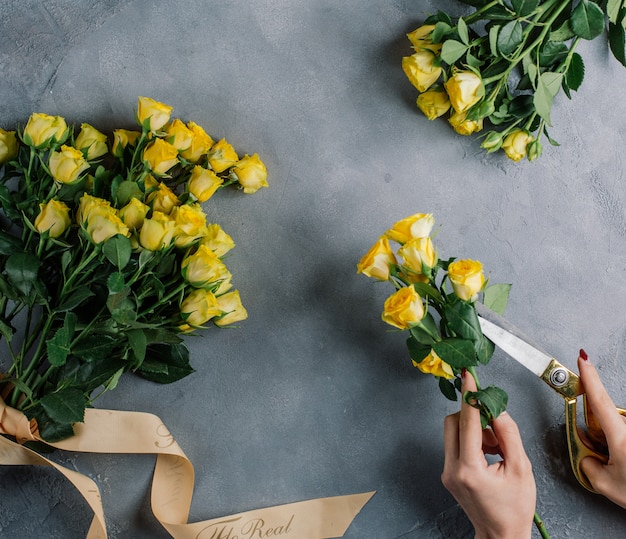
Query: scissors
475,303,626,493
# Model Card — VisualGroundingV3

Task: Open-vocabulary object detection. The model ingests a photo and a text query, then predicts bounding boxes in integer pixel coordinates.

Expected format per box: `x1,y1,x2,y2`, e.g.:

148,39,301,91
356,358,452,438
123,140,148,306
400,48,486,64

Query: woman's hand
578,351,626,508
442,369,536,539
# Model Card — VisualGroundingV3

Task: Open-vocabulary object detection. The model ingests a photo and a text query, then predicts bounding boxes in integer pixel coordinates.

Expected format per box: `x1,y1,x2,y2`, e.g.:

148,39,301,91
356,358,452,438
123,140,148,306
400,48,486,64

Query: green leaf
127,328,147,366
40,387,86,423
565,52,585,91
609,21,626,67
511,0,539,17
489,25,500,57
47,326,71,367
441,39,469,64
28,405,75,442
411,282,444,304
534,71,564,125
444,299,482,342
482,284,511,315
406,336,431,364
138,343,194,384
432,338,478,369
107,272,125,294
457,17,469,45
0,318,14,342
103,235,132,270
549,21,575,42
439,377,458,401
497,20,523,56
5,252,40,296
104,367,125,391
56,287,95,312
432,21,452,44
73,334,117,362
0,230,22,256
539,41,568,67
571,0,606,40
607,0,622,24
464,385,508,427
115,180,143,206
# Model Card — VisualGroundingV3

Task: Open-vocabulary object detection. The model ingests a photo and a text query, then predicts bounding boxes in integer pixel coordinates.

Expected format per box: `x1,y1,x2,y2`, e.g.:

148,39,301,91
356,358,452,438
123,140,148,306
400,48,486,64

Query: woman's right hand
578,351,626,508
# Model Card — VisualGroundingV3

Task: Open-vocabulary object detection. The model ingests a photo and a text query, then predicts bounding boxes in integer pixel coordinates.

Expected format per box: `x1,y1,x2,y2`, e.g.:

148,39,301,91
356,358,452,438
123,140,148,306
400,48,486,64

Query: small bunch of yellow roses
358,213,511,425
0,97,267,441
402,0,625,162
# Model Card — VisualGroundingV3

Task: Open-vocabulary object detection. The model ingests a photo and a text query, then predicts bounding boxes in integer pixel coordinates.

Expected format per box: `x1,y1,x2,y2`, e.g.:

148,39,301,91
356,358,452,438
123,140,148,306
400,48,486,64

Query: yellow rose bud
214,290,248,327
137,96,173,132
386,213,434,244
480,131,503,153
448,259,485,301
182,244,232,291
74,123,108,159
146,181,180,214
34,199,71,238
139,211,176,251
381,286,425,330
502,129,534,162
402,51,442,93
143,138,179,176
356,236,397,281
171,203,209,248
112,129,141,157
23,112,68,148
77,194,110,224
527,139,542,162
119,198,150,230
49,145,90,184
0,128,18,164
231,153,268,194
164,119,194,153
412,349,454,379
416,90,451,120
180,288,222,327
407,25,442,54
200,223,235,257
188,165,223,202
207,138,239,173
180,121,214,163
398,237,437,274
448,110,483,136
444,71,484,113
85,207,130,244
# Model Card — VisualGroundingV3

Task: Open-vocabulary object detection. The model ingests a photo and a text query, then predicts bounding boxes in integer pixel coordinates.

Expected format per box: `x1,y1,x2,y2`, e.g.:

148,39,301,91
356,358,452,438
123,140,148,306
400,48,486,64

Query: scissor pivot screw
550,368,569,387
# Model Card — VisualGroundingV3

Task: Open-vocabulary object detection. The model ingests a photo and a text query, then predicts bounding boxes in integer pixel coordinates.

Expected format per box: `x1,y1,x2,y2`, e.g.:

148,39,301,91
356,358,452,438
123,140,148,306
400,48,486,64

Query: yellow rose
448,259,485,301
412,349,454,379
84,207,130,244
448,110,483,136
231,153,268,194
214,290,248,327
147,181,180,214
381,286,425,330
164,119,194,153
207,138,239,173
23,112,68,148
407,25,442,54
143,138,179,176
444,71,484,113
119,198,150,230
416,90,451,120
182,244,232,291
502,130,534,162
398,237,437,274
171,203,209,248
139,211,176,251
180,288,222,327
137,96,173,132
402,51,442,93
200,223,235,257
112,129,141,157
180,121,214,163
356,236,397,281
188,165,223,202
49,145,90,184
0,128,18,164
386,213,434,244
77,194,111,224
75,123,108,159
34,199,71,238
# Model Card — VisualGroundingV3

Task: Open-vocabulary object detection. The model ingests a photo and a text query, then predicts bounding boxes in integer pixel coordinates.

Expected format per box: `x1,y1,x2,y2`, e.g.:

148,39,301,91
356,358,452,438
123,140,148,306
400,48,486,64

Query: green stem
467,366,482,391
534,511,550,538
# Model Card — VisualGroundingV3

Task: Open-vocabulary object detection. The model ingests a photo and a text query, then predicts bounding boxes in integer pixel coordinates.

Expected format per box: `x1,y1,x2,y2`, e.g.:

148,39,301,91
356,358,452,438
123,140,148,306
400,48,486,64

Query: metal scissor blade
476,303,553,378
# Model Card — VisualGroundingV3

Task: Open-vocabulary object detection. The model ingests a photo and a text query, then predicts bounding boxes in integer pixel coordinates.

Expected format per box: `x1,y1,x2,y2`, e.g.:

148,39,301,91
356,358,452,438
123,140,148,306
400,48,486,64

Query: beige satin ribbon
0,398,374,538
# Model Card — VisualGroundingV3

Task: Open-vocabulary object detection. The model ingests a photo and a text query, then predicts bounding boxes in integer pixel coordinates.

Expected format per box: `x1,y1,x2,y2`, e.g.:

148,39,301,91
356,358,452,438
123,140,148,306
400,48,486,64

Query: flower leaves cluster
0,97,267,441
357,213,511,426
402,0,626,162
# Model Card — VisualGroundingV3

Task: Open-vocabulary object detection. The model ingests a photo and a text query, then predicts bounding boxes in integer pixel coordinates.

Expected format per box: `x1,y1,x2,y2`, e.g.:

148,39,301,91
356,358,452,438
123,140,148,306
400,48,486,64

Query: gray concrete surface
1,1,626,537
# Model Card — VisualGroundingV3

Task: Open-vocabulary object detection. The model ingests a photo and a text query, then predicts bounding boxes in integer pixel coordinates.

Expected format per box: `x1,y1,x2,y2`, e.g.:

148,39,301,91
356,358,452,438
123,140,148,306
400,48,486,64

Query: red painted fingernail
580,349,588,361
461,367,467,377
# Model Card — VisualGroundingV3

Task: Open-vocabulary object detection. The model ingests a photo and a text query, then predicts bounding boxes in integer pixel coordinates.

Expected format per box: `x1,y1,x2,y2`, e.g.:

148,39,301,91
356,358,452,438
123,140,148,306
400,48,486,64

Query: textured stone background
1,1,626,537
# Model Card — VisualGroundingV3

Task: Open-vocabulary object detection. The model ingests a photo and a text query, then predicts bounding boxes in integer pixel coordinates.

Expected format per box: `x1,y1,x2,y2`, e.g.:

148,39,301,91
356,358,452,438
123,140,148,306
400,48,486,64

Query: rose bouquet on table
357,213,512,426
402,0,626,161
0,97,268,442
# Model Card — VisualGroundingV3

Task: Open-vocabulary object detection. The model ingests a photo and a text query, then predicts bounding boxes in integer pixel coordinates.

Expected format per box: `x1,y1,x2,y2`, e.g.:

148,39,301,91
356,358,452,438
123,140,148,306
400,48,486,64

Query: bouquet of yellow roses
0,97,267,442
358,213,511,426
402,0,626,161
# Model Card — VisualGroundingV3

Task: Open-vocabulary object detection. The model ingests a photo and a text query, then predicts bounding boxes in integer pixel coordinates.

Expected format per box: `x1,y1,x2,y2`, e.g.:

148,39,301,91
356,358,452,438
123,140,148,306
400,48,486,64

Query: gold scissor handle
565,397,626,493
